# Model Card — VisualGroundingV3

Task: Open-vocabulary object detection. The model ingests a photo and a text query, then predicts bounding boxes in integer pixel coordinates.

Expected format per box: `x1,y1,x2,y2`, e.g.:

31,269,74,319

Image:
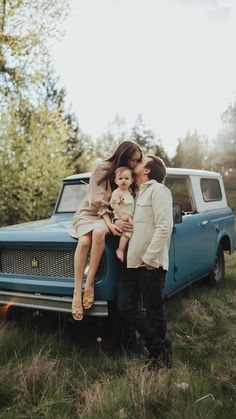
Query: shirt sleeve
142,185,173,268
110,190,121,207
88,162,112,217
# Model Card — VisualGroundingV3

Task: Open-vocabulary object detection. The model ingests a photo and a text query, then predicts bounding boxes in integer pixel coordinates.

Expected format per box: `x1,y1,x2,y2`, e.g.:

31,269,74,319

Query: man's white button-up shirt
127,179,173,271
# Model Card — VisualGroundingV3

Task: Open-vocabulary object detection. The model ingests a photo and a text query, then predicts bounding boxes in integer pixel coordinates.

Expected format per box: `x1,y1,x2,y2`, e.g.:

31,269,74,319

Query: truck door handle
200,220,208,226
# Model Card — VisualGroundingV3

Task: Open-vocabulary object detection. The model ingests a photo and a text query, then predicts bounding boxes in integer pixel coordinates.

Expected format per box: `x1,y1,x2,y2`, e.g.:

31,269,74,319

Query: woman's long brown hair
97,141,143,189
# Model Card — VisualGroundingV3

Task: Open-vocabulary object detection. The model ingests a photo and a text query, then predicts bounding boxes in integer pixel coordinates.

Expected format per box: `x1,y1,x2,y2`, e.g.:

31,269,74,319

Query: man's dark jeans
117,265,167,356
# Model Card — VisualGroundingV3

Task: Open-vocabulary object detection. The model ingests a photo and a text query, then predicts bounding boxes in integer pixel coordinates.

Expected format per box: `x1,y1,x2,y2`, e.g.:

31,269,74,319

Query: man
117,155,173,368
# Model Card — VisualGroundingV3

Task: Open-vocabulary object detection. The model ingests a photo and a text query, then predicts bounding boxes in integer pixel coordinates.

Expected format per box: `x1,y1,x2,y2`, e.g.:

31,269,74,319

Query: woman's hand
109,223,122,236
115,219,133,233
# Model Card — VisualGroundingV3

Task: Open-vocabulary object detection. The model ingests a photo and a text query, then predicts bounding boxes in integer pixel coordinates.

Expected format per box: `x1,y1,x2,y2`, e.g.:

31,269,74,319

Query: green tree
95,114,127,163
43,75,91,174
0,0,69,109
210,102,236,176
94,114,170,168
0,101,71,225
171,130,207,169
130,114,170,165
0,0,79,225
208,101,236,212
69,130,96,174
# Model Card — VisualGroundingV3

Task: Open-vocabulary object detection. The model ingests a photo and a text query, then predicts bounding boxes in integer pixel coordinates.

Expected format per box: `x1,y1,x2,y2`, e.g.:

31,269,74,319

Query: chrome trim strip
0,291,108,317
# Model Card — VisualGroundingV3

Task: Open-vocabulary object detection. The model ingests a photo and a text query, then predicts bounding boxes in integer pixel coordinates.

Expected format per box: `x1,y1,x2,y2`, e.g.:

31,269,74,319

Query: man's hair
145,155,166,183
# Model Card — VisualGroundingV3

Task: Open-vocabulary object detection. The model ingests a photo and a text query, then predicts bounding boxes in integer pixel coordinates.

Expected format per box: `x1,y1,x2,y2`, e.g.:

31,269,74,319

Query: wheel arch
218,234,231,253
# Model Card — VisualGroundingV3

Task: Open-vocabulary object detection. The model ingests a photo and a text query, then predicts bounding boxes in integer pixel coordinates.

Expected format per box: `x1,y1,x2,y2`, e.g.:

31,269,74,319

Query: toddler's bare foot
116,248,124,262
83,285,94,310
72,291,83,321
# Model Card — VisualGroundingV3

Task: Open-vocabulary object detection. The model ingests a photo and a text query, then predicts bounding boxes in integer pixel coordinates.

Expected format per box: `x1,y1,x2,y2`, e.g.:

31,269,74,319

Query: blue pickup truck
0,168,235,317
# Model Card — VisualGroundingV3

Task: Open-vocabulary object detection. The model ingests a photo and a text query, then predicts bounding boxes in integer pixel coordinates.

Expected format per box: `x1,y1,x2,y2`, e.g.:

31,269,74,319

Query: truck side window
200,178,222,202
165,177,193,213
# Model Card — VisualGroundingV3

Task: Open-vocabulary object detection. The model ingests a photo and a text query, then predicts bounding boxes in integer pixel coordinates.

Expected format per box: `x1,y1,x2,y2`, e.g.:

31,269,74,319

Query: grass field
0,252,236,419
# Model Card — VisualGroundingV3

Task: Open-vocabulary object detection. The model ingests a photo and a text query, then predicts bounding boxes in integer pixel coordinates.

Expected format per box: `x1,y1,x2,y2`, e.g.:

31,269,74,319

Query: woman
70,140,143,320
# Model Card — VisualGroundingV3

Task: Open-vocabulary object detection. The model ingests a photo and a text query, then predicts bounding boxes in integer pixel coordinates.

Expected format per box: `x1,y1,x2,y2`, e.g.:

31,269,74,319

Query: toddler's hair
115,166,132,178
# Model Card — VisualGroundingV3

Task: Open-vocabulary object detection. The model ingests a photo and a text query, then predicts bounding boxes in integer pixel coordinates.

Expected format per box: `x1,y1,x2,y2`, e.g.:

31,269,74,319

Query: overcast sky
52,0,236,156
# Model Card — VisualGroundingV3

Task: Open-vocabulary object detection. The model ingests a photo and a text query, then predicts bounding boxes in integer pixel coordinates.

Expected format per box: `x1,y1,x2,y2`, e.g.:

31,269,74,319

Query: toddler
110,166,135,262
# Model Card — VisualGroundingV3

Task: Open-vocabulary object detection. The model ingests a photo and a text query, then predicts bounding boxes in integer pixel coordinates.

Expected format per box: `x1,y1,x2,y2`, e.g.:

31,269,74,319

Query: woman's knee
78,235,91,251
92,229,106,244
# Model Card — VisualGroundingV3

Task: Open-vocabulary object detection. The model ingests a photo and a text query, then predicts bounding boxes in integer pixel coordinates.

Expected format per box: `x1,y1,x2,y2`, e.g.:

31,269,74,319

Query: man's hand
121,214,129,221
115,219,133,233
140,262,155,270
145,264,155,270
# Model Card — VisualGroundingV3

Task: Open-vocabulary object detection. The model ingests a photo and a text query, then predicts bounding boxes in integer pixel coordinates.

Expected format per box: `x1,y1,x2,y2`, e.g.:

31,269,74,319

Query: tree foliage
0,0,80,226
1,0,235,223
68,130,96,174
0,0,69,109
209,102,236,212
130,114,170,165
94,114,127,164
171,130,208,169
94,114,171,167
0,101,71,225
170,116,236,213
210,103,236,175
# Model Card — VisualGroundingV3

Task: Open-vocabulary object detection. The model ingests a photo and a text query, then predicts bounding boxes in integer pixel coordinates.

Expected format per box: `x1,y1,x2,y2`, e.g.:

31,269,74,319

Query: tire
209,245,225,285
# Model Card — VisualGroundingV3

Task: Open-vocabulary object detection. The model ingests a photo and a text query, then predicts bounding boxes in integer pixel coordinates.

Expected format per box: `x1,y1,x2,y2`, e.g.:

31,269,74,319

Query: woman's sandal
72,293,83,321
82,289,94,310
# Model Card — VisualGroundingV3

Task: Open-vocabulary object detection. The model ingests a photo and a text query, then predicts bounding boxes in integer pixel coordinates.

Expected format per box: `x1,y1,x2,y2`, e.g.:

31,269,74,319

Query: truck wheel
209,245,225,285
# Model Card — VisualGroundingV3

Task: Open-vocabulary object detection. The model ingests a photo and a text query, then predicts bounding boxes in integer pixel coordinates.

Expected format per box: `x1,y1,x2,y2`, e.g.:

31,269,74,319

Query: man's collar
139,179,157,189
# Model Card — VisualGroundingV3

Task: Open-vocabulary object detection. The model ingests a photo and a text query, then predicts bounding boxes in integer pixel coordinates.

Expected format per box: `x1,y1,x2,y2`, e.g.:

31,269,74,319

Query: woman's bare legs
83,228,106,309
72,233,92,320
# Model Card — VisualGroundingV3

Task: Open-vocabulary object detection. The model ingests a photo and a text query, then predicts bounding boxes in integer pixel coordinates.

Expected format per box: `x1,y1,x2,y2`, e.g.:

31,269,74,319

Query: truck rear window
165,176,193,213
200,178,222,202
